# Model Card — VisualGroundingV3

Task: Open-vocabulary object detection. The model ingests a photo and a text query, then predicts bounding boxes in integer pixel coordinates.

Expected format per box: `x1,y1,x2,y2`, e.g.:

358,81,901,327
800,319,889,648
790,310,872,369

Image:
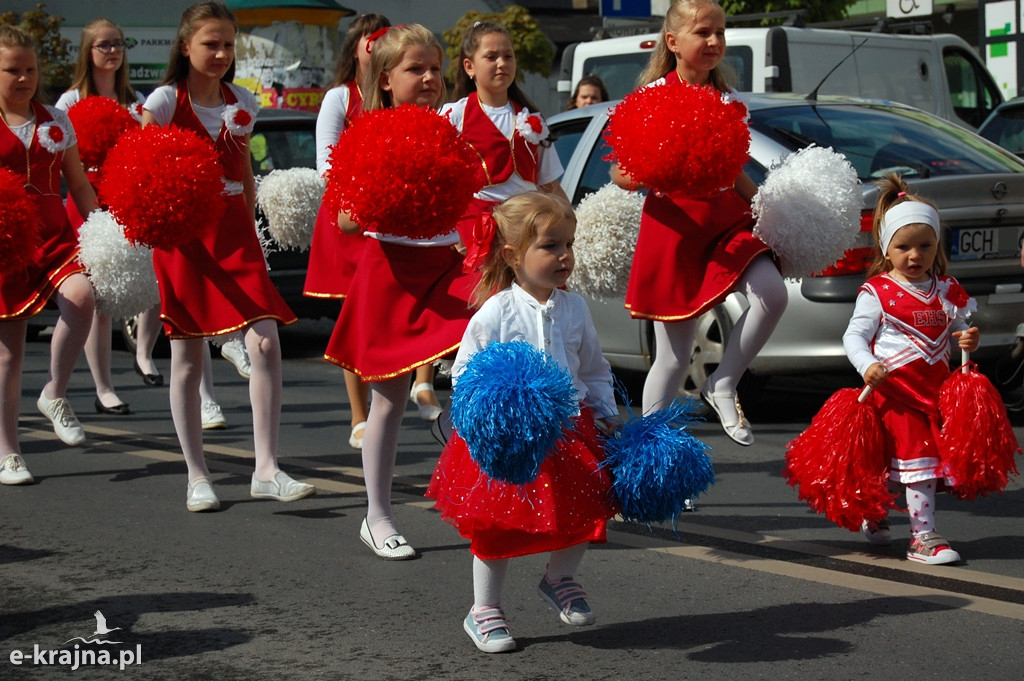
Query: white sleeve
143,85,177,127
54,90,80,112
450,301,501,386
843,290,883,377
573,299,616,417
439,99,466,129
316,86,350,176
537,141,564,186
226,82,260,112
45,106,77,147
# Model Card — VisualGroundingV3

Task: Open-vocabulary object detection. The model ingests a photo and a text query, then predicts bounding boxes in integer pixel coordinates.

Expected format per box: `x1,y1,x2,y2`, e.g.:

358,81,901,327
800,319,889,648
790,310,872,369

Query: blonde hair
360,24,446,111
471,192,576,308
638,0,734,91
868,173,947,278
0,26,40,101
68,18,138,105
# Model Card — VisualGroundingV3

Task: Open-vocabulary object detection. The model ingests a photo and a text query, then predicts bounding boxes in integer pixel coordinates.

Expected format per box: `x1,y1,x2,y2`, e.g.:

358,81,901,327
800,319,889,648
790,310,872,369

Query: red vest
172,81,245,182
458,92,539,186
0,101,68,229
344,81,362,126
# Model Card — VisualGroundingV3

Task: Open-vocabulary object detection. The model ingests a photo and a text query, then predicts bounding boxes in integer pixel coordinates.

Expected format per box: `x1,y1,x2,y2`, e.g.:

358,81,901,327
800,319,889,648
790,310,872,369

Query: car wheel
647,306,732,399
120,315,139,353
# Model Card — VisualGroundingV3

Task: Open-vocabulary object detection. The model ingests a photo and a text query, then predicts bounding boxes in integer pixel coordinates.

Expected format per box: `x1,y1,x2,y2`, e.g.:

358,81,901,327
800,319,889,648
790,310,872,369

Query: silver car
549,94,1024,396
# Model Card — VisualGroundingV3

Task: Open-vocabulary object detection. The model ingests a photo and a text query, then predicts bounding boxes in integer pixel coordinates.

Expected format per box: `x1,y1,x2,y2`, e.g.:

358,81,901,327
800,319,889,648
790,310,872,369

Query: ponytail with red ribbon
462,212,498,273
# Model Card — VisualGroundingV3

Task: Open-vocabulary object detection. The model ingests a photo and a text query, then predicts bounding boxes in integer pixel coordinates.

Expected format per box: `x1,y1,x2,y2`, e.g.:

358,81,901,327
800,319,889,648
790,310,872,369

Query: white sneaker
0,454,34,485
220,338,251,379
36,392,85,446
201,401,227,430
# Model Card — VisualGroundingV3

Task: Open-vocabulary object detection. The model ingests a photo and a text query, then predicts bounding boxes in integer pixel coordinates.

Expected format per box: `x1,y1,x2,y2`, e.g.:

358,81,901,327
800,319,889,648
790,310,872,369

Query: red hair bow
462,212,498,273
365,25,405,53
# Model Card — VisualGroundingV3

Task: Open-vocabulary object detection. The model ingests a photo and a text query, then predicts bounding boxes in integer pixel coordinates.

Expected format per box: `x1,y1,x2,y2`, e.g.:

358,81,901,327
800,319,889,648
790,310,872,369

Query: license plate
949,226,1024,261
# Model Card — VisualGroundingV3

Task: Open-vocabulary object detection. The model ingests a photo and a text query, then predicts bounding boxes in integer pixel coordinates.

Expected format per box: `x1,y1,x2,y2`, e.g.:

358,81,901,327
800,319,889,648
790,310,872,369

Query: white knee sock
642,320,697,413
907,479,937,536
473,556,510,609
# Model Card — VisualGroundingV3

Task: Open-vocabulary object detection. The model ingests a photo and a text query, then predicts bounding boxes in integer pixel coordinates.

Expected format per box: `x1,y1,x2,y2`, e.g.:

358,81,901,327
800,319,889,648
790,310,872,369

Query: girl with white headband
842,174,979,565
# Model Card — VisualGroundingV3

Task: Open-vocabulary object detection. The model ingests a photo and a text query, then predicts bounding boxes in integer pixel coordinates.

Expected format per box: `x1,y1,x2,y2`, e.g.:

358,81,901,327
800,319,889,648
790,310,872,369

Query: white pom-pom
255,168,324,251
572,183,645,299
77,210,160,318
752,146,861,278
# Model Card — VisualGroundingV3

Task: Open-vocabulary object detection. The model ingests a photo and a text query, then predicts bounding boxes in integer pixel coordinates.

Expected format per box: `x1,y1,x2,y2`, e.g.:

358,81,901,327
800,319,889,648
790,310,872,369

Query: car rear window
749,103,1024,180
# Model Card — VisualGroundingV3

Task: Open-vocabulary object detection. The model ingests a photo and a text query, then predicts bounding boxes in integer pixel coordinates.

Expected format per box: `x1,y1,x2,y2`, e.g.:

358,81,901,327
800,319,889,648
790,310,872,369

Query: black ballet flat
94,397,132,415
134,359,164,387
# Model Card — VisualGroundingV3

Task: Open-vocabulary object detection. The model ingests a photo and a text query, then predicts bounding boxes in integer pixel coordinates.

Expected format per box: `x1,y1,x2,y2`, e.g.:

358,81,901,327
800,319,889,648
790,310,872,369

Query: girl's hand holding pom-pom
322,105,486,240
603,81,749,198
0,167,43,276
99,126,226,251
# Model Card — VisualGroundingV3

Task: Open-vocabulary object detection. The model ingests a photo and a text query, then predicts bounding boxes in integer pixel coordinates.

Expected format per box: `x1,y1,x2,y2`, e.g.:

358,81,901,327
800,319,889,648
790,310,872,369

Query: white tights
472,543,590,609
906,479,937,536
642,255,787,416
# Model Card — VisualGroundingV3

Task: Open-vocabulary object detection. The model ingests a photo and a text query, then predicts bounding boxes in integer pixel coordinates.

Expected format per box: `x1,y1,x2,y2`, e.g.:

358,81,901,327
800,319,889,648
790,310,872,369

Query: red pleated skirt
302,200,366,298
0,194,84,320
426,409,619,560
152,194,297,338
625,189,770,321
323,238,475,381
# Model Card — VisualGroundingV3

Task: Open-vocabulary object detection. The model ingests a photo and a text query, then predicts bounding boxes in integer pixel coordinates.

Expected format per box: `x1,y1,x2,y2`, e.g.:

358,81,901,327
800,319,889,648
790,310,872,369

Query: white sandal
348,421,366,449
410,382,442,422
701,379,754,446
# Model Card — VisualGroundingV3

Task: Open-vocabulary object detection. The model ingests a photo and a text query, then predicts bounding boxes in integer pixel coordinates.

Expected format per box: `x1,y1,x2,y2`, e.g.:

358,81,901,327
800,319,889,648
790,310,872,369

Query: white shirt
315,84,354,176
452,284,616,417
441,97,563,202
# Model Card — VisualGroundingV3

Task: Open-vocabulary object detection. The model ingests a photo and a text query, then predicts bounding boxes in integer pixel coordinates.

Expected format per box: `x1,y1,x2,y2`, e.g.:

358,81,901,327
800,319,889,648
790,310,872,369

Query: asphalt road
3,320,1023,680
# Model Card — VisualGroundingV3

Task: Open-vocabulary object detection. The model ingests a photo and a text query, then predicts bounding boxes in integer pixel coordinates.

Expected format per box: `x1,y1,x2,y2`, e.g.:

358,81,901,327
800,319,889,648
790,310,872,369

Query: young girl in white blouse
427,192,619,653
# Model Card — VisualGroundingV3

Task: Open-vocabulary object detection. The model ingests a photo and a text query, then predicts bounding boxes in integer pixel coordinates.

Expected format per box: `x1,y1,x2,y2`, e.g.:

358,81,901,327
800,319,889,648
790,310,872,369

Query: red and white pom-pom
784,387,899,531
77,210,160,318
67,96,138,170
127,101,144,123
937,363,1021,500
515,109,548,145
571,183,644,299
0,167,43,276
99,126,226,251
222,104,256,137
603,80,749,198
752,146,861,278
256,168,324,251
323,104,485,239
37,119,73,154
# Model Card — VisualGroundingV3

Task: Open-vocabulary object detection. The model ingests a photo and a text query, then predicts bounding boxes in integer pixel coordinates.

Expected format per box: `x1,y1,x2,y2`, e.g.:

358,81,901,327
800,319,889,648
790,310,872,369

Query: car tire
119,314,169,357
645,306,731,400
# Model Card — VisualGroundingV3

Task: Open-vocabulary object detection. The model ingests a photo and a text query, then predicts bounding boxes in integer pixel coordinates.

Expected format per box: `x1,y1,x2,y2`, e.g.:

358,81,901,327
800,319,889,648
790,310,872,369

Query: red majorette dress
855,274,964,483
322,232,477,381
152,83,296,338
624,73,769,321
426,286,620,560
303,81,364,299
445,92,544,245
0,102,86,320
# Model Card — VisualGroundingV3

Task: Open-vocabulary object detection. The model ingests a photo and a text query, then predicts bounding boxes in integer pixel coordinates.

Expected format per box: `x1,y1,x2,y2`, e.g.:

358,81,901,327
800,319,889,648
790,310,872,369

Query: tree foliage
721,0,855,24
0,3,72,98
442,5,554,84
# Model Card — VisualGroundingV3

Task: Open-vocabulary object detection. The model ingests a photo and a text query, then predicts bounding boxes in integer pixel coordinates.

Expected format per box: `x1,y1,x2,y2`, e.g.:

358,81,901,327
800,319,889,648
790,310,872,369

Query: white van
558,26,1003,128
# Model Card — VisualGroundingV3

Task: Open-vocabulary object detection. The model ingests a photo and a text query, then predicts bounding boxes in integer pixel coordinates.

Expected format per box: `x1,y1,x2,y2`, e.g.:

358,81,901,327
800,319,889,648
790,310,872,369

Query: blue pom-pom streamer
450,341,579,485
603,400,715,524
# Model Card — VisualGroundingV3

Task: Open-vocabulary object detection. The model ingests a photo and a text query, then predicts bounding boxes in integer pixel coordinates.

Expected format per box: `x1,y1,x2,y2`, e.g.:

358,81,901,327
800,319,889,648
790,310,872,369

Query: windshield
749,102,1024,180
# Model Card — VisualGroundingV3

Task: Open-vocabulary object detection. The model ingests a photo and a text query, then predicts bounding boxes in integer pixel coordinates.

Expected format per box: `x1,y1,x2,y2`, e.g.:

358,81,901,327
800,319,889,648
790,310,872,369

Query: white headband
880,201,940,255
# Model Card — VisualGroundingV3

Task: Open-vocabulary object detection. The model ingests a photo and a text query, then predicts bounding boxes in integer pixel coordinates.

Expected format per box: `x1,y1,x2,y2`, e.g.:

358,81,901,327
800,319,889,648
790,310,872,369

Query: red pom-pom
604,80,749,198
323,105,485,239
937,363,1021,500
66,97,138,169
784,387,899,531
0,168,43,276
99,126,226,251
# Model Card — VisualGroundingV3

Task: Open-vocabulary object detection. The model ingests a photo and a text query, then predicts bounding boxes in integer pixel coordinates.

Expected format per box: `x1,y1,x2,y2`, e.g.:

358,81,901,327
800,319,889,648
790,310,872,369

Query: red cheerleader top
457,92,539,186
344,80,363,125
172,81,245,183
0,101,65,197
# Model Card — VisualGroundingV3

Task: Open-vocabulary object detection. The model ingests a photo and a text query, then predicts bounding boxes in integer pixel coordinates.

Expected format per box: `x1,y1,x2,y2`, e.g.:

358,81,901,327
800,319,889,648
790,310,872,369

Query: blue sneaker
463,607,515,653
537,575,595,625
